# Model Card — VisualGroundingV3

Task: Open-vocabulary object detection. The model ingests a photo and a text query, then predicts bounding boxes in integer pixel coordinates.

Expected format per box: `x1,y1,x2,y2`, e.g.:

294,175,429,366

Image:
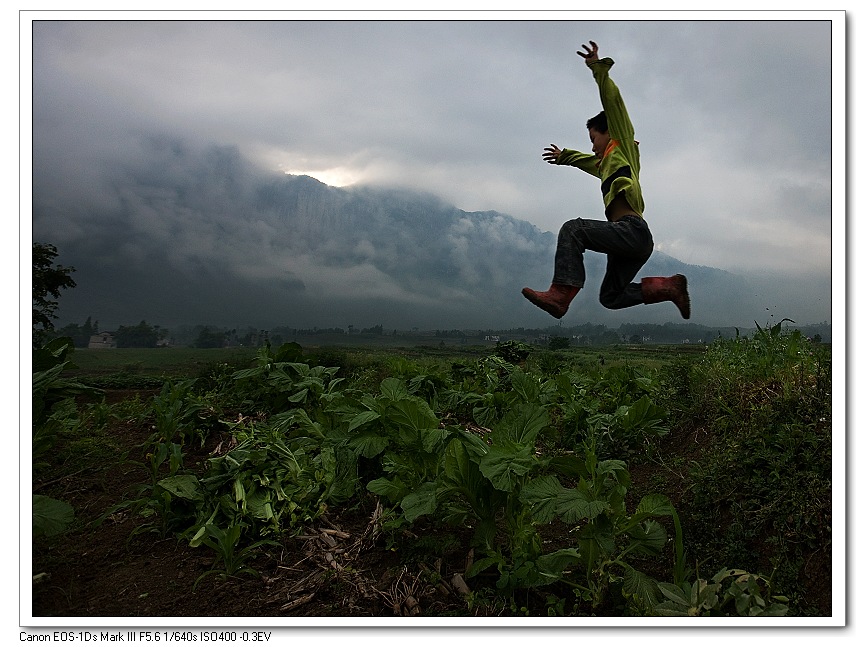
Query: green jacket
555,57,644,217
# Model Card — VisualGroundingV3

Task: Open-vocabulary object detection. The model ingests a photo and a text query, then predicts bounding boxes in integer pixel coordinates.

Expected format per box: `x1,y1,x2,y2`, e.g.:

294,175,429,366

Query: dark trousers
552,215,654,310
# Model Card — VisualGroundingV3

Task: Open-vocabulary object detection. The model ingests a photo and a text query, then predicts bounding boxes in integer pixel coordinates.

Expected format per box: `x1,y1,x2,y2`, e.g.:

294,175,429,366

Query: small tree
54,316,98,348
33,243,76,348
195,327,227,348
548,336,570,351
115,321,160,348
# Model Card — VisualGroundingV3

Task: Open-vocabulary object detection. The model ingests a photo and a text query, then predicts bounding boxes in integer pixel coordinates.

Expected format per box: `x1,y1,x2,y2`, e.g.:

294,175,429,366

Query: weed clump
668,323,831,614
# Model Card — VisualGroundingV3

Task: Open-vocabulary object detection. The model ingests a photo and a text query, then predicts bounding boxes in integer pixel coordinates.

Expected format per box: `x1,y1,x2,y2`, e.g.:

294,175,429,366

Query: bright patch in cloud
282,167,360,187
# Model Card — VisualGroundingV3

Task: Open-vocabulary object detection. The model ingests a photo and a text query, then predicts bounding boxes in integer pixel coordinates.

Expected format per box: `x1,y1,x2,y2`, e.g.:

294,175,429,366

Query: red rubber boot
641,274,691,319
521,284,580,319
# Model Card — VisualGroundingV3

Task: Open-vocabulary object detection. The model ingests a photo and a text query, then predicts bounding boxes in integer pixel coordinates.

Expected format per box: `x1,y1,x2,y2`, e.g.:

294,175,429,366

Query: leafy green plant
231,342,345,413
584,394,669,458
33,494,75,538
100,438,189,539
149,378,212,447
517,440,676,610
32,338,103,538
348,377,454,498
329,357,683,610
494,340,531,364
33,338,103,463
352,378,676,610
385,357,451,408
102,357,355,564
362,402,554,594
530,350,564,376
155,404,355,546
547,363,668,457
190,521,279,589
194,429,337,536
654,567,788,616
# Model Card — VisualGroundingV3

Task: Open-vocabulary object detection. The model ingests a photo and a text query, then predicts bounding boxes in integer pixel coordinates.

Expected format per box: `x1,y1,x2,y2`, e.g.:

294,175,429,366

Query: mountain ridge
34,141,829,331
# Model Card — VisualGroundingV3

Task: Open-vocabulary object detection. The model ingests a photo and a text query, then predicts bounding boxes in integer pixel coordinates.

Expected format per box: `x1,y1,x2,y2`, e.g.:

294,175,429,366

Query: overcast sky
27,14,839,271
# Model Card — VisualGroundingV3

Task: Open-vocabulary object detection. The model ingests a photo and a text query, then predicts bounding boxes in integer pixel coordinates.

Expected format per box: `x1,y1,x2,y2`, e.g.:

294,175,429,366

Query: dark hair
586,111,608,133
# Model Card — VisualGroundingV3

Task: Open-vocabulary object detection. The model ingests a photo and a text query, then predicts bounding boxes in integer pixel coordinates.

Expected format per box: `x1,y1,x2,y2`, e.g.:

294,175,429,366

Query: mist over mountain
34,138,831,333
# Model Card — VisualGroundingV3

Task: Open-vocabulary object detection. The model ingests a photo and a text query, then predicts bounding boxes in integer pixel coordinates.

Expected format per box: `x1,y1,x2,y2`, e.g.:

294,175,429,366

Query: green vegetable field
31,325,832,618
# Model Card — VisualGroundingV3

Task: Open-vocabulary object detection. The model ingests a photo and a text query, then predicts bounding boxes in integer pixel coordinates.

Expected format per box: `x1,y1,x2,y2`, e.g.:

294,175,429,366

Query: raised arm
580,40,634,142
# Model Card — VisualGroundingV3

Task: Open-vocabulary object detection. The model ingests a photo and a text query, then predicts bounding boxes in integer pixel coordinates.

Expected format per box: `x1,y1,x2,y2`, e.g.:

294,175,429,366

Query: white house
88,332,116,349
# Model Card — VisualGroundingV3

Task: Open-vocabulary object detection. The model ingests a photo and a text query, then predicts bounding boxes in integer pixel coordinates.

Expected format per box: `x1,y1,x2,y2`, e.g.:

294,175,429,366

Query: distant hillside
35,140,830,331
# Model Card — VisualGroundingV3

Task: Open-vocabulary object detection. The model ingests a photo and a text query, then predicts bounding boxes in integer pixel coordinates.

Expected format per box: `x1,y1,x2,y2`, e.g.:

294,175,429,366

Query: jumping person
522,41,690,320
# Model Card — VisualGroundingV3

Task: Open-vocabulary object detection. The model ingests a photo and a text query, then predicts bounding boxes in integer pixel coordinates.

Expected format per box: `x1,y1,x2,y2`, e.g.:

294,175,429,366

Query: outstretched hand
577,40,599,65
543,144,562,164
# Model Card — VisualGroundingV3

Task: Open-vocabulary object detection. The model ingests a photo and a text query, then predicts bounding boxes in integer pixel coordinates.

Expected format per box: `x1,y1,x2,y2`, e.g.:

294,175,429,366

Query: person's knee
560,218,585,234
558,218,587,246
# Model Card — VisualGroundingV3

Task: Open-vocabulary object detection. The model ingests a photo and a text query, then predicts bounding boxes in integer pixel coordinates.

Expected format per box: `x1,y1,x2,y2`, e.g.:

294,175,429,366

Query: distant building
88,332,116,349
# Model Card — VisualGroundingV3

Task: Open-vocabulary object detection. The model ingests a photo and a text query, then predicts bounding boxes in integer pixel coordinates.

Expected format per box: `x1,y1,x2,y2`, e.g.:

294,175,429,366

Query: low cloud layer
32,136,830,332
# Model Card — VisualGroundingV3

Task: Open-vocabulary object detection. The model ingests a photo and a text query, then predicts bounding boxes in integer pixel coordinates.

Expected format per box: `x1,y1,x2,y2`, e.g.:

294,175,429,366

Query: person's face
589,127,611,158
